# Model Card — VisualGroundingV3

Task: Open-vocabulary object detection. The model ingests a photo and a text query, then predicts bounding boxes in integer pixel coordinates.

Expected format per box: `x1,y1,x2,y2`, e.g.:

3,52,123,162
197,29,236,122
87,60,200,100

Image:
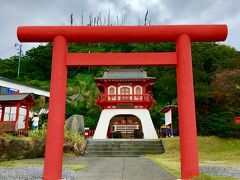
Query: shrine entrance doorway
108,115,143,139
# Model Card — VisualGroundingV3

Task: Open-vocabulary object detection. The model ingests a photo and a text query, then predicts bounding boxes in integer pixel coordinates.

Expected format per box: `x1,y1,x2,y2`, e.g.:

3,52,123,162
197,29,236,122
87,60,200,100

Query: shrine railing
97,94,154,102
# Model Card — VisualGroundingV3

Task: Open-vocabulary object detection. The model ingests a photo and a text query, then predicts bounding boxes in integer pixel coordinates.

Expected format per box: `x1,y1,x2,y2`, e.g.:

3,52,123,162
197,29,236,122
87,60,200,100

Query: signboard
165,110,172,125
117,103,133,109
234,117,240,124
7,88,19,94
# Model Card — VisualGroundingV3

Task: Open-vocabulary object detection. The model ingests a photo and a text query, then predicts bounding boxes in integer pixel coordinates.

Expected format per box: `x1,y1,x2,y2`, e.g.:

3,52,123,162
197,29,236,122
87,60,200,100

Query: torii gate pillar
177,34,199,177
43,36,68,179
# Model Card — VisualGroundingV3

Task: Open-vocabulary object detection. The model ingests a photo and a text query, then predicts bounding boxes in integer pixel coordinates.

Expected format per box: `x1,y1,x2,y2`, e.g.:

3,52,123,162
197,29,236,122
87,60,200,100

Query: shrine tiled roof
95,69,155,80
160,105,178,113
0,93,32,102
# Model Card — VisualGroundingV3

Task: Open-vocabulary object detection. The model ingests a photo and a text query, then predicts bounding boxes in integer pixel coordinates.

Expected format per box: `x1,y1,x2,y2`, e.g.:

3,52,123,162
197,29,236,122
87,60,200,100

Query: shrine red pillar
1,106,5,121
15,103,20,130
176,34,199,179
43,36,67,180
24,105,30,131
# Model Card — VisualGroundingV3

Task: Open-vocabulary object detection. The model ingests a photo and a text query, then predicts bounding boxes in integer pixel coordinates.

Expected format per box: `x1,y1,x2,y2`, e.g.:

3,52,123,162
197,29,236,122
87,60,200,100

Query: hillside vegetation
0,42,240,137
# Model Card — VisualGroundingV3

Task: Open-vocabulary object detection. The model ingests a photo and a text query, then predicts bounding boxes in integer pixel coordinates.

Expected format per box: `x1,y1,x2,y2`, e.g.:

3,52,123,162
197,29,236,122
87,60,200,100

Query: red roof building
93,69,158,139
95,69,156,110
0,93,34,132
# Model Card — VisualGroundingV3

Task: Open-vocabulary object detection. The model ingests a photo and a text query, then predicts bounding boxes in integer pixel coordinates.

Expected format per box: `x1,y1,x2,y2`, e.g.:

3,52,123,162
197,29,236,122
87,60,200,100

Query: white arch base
93,109,158,139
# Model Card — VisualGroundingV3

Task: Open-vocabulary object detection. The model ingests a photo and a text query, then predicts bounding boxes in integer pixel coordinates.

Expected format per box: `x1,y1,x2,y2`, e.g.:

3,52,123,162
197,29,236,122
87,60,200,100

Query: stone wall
0,137,85,161
0,138,45,161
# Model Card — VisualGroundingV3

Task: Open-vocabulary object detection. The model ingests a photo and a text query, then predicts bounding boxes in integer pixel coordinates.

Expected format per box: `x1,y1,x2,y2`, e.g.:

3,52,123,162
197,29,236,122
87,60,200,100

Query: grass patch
64,164,88,172
146,137,181,177
198,136,240,166
0,133,31,141
194,174,238,180
0,160,43,167
0,159,87,172
146,136,240,179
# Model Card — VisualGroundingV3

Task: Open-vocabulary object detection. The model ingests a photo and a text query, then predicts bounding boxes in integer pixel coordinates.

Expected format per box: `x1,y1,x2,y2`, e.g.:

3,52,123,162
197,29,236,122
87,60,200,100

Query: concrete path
72,157,176,180
0,157,176,180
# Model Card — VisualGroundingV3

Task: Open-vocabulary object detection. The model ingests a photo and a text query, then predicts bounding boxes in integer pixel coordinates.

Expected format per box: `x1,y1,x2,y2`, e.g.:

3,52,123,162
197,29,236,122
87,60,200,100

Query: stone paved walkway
0,157,176,180
74,157,176,180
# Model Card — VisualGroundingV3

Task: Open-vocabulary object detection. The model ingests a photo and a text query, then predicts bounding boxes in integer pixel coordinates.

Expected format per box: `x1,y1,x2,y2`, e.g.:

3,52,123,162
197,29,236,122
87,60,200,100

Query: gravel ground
0,166,76,180
200,166,240,178
1,163,240,179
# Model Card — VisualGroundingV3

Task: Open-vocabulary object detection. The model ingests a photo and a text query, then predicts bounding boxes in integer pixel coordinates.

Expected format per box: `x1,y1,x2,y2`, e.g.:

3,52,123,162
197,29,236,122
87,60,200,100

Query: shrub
28,124,47,141
28,125,85,155
64,128,85,155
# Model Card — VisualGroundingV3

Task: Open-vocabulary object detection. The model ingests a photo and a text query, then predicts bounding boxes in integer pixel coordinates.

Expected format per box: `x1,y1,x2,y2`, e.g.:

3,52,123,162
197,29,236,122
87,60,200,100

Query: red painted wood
0,106,5,122
96,94,155,110
176,34,199,179
15,103,20,131
67,52,177,66
15,104,20,122
17,25,227,43
43,36,68,180
234,117,240,124
24,105,30,131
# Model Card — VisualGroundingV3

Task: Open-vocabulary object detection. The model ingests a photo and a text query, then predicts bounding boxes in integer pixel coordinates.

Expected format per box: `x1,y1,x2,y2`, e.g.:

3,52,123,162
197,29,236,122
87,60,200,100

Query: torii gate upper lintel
17,25,228,180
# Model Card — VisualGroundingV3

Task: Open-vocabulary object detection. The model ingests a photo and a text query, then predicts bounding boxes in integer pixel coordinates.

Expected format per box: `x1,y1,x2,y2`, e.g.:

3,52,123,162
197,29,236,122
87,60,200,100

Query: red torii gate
17,25,227,180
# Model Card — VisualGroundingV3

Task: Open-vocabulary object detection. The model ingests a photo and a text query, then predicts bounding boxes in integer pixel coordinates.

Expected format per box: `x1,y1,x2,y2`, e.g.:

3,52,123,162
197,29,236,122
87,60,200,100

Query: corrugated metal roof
95,69,155,80
0,93,31,101
0,76,49,92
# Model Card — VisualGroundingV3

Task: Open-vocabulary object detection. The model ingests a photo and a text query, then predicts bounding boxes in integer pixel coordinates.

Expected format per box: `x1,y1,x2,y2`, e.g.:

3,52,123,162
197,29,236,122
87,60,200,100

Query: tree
0,56,18,79
66,73,101,128
211,69,240,114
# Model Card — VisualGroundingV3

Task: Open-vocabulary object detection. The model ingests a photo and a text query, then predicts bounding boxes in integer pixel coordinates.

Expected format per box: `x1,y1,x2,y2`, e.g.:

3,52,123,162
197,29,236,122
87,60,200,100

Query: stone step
85,147,164,151
87,139,161,144
86,144,163,148
88,142,159,146
84,151,163,157
84,139,165,157
84,154,140,157
86,148,164,152
87,142,163,146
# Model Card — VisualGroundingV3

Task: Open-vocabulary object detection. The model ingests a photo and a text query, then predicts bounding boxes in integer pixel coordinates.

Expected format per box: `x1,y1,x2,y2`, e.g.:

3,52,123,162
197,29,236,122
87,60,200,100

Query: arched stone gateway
108,114,143,139
93,109,158,139
17,25,228,179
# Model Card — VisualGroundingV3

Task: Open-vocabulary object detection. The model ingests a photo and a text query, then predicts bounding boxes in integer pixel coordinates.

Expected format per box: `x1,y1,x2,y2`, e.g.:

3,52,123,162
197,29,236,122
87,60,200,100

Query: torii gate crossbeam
17,25,227,180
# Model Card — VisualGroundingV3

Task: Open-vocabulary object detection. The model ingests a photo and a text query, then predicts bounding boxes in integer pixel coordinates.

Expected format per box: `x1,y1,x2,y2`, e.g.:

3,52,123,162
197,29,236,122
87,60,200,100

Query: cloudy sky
0,0,239,59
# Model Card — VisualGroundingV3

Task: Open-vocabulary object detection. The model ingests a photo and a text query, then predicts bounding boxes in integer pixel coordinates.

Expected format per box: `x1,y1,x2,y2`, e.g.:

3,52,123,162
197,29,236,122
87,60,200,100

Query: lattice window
109,87,115,95
120,87,130,100
135,87,141,94
134,86,142,100
108,87,116,100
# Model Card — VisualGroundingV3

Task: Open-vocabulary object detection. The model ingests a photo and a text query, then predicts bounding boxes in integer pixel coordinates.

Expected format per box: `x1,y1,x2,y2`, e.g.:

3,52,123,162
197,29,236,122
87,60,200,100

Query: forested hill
0,42,240,137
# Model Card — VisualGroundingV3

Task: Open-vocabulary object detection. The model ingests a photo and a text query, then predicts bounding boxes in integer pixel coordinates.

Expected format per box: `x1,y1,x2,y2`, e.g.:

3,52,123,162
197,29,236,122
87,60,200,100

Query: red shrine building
93,69,158,139
0,93,34,132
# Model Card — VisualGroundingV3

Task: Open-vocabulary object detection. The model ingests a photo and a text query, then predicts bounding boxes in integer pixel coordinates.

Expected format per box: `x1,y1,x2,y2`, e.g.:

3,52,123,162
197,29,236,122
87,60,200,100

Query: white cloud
0,0,239,59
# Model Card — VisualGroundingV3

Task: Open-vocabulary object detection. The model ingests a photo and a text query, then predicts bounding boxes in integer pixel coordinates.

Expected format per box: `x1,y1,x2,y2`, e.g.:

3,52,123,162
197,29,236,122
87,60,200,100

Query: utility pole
15,43,23,78
70,13,73,26
81,10,84,26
